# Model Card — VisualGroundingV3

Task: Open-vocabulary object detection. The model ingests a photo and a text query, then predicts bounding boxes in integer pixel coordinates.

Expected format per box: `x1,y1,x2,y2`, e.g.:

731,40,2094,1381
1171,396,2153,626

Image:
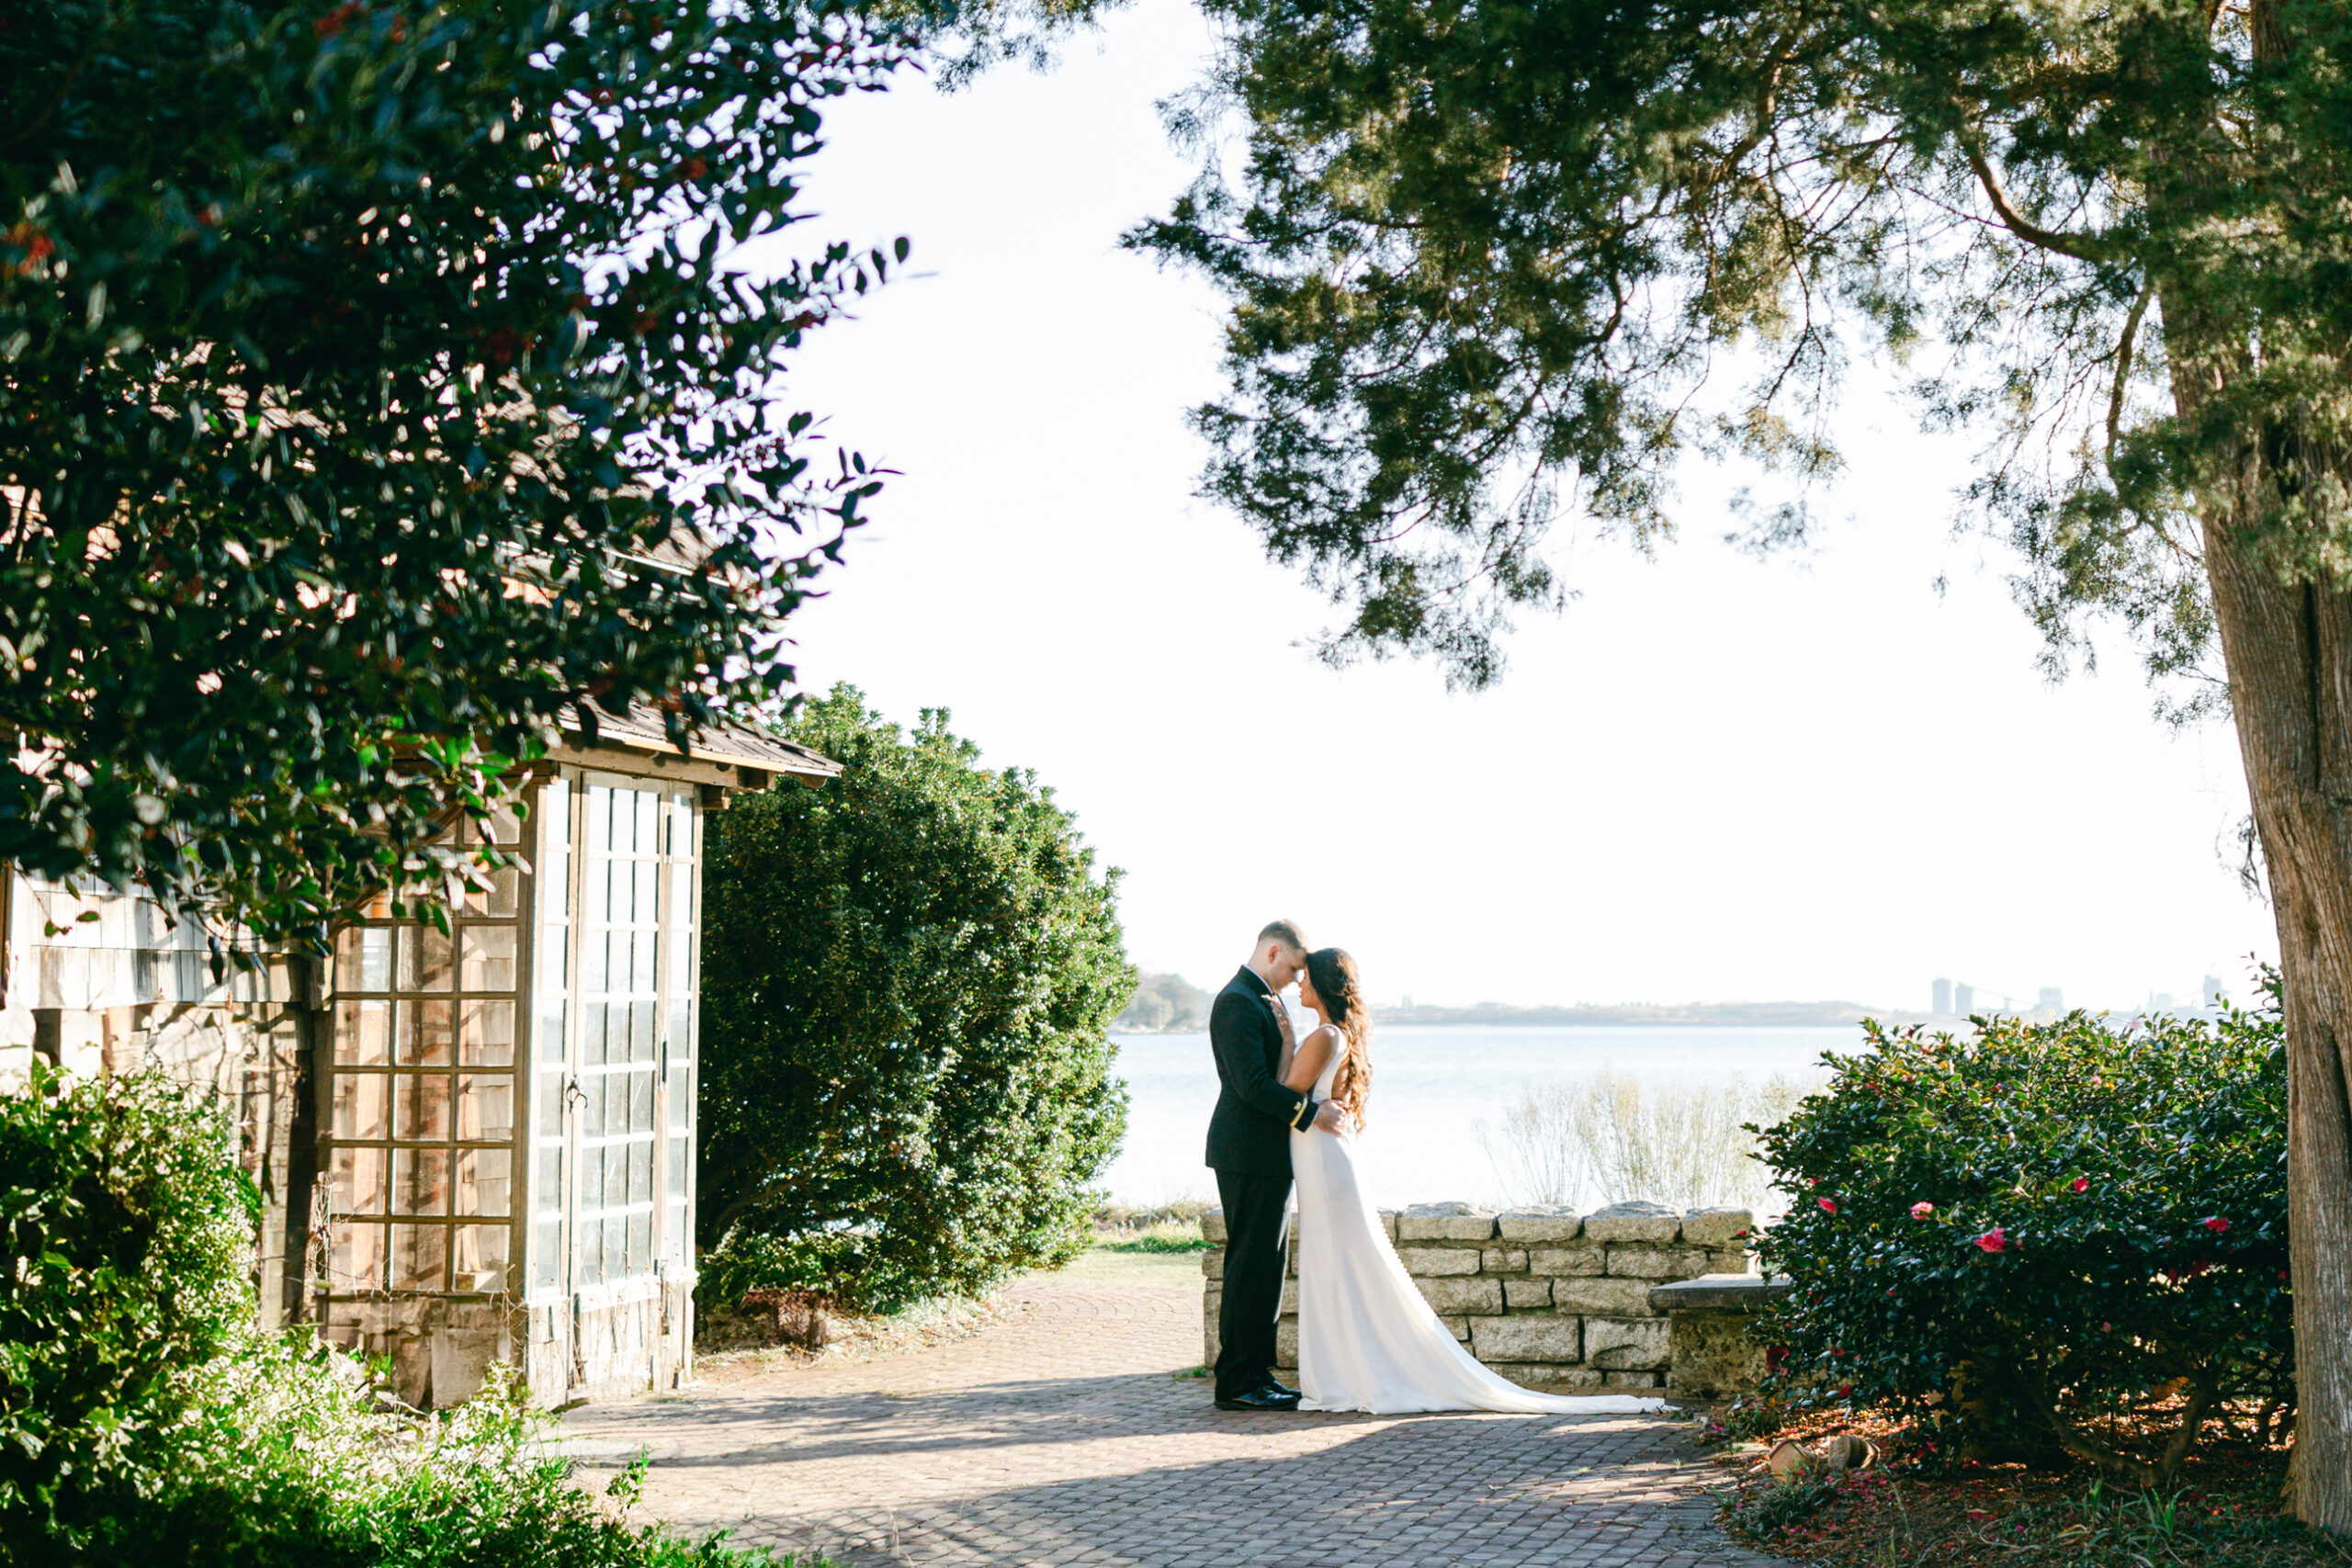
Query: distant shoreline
1372,1000,1889,1028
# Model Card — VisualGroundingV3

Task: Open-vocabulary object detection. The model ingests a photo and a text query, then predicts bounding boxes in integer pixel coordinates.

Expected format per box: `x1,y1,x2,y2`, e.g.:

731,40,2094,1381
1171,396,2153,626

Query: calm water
1101,1023,1864,1210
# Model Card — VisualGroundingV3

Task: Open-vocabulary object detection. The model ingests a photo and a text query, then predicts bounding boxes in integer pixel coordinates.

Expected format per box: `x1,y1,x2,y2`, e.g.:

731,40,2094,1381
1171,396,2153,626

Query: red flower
1818,1198,1838,1214
2204,1216,2232,1234
2071,1177,2088,1194
1975,1227,2007,1253
1910,1201,1934,1219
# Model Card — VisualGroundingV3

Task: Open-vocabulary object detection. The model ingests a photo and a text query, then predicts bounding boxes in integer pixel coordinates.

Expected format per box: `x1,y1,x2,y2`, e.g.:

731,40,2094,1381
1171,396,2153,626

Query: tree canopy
0,0,908,942
1132,0,2352,1526
695,686,1132,1313
1130,0,2352,694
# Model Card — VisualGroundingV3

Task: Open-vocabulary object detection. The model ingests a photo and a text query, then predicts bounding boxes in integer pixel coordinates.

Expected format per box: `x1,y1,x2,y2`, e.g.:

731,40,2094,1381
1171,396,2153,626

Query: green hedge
695,686,1132,1314
1754,987,2291,1486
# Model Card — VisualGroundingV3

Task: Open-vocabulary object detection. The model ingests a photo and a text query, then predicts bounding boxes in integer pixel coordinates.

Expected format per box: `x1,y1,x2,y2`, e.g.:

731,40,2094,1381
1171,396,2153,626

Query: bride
1279,947,1667,1416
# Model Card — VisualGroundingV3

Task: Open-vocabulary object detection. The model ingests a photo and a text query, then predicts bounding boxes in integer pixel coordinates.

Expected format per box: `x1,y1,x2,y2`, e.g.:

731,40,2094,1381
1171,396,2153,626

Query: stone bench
1646,1272,1792,1399
1199,1200,1758,1393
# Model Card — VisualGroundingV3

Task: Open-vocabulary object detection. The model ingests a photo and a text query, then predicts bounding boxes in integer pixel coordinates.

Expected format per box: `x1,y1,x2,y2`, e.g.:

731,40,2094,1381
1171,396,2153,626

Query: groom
1207,919,1349,1411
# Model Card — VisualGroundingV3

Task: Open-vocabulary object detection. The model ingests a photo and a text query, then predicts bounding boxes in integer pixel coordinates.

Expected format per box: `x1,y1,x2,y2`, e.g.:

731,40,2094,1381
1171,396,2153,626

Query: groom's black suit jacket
1204,966,1319,1179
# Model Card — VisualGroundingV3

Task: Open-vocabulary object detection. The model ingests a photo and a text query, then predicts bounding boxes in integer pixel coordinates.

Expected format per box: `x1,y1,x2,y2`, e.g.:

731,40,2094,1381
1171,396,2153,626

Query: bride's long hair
1306,947,1374,1124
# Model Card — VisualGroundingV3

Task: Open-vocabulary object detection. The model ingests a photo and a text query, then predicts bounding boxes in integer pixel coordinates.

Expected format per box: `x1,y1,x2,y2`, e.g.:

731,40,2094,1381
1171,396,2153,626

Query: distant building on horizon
1952,982,1975,1015
1932,977,1952,1015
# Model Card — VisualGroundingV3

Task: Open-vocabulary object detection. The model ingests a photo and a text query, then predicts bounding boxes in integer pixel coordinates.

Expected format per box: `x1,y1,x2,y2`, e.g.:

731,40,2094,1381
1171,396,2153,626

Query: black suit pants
1213,1168,1292,1401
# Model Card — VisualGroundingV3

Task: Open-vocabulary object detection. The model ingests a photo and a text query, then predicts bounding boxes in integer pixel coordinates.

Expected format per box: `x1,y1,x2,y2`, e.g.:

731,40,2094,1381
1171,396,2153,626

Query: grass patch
1092,1202,1209,1254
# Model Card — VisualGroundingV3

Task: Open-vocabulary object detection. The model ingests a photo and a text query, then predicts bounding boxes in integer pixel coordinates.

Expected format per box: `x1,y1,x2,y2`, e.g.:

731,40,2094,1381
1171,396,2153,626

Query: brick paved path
565,1269,1777,1568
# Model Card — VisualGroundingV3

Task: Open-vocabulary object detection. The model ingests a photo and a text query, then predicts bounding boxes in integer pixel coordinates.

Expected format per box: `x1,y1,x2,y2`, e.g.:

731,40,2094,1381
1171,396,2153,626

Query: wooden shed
0,713,834,1407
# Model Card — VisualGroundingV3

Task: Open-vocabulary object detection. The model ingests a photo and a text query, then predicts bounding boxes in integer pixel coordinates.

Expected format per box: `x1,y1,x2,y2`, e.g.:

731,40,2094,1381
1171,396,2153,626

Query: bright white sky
747,0,2278,1014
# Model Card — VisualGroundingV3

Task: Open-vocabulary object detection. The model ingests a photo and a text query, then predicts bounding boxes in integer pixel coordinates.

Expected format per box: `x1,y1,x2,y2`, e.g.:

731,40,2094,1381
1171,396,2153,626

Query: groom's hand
1312,1100,1351,1134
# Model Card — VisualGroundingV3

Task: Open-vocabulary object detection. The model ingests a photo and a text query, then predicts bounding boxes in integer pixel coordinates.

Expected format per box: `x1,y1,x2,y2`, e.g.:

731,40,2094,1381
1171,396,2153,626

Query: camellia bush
1753,986,2290,1488
695,685,1133,1313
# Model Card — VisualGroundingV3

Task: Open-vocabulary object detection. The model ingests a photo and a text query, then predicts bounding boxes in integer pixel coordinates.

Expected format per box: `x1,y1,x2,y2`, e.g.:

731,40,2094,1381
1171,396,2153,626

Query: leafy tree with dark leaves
696,686,1131,1312
1130,0,2352,1524
0,0,907,943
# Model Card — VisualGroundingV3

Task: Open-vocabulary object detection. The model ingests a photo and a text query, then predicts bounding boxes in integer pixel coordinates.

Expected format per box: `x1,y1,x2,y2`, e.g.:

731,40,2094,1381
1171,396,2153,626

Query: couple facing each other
1205,920,1667,1416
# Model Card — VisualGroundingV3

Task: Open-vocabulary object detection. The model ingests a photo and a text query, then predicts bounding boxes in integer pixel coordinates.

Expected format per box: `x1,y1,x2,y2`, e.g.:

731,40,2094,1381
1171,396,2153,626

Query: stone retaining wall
1200,1200,1757,1393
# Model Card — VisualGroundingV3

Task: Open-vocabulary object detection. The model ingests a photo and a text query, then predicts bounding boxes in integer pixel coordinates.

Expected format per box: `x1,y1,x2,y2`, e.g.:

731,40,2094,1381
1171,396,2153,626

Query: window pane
330,1074,388,1141
587,785,612,854
532,1218,562,1293
630,927,656,993
535,1071,564,1138
394,1147,450,1215
460,999,515,1066
603,1148,628,1210
390,1224,448,1291
396,1073,452,1141
335,999,393,1066
336,927,392,993
582,924,608,992
577,1216,604,1287
628,1068,654,1134
665,1064,689,1135
633,861,657,927
628,1138,653,1206
331,1221,386,1292
534,938,568,1066
399,999,453,1066
466,866,521,918
401,926,454,992
666,1134,685,1199
487,802,524,846
330,1145,388,1215
627,1209,651,1273
630,999,655,1062
605,1215,627,1273
453,1224,510,1292
536,1147,563,1219
455,1148,511,1217
457,1075,514,1142
460,927,516,993
577,1000,605,1067
634,790,658,852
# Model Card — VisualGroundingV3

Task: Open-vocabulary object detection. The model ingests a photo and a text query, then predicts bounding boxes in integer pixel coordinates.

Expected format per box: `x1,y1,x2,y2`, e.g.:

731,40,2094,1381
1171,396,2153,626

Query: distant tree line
1114,972,1214,1033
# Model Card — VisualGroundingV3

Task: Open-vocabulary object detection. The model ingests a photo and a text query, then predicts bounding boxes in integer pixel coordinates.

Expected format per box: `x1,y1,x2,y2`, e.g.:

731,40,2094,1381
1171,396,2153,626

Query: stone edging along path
563,1255,1779,1568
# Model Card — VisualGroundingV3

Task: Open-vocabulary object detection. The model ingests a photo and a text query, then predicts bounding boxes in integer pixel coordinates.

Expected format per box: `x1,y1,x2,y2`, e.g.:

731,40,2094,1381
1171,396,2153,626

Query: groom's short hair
1257,919,1309,954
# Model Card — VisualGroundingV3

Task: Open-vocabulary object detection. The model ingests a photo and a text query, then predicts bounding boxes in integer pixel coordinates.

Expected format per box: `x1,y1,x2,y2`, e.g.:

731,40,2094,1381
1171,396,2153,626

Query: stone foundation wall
1201,1200,1756,1393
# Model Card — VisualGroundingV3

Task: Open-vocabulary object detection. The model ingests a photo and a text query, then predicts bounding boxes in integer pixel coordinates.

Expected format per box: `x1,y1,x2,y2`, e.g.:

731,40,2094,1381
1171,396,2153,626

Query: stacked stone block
1200,1200,1755,1392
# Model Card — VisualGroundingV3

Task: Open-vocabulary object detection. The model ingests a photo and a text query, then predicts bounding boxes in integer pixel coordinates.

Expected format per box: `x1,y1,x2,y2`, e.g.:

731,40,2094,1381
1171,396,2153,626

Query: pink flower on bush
1910,1201,1934,1219
1818,1198,1838,1214
2204,1216,2231,1234
2071,1177,2088,1194
1975,1227,2007,1253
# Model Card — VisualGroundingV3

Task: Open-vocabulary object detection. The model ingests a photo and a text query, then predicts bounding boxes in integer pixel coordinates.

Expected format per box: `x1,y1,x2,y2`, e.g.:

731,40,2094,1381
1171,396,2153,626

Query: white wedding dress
1289,1037,1668,1416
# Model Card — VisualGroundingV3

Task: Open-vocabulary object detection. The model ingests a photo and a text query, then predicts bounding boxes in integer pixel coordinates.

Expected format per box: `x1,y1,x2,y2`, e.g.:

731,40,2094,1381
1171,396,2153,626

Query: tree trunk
2193,452,2352,1532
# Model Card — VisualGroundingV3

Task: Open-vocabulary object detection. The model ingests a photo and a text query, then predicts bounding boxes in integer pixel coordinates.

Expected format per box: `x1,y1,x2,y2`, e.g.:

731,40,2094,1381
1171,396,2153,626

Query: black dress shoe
1215,1383,1304,1412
